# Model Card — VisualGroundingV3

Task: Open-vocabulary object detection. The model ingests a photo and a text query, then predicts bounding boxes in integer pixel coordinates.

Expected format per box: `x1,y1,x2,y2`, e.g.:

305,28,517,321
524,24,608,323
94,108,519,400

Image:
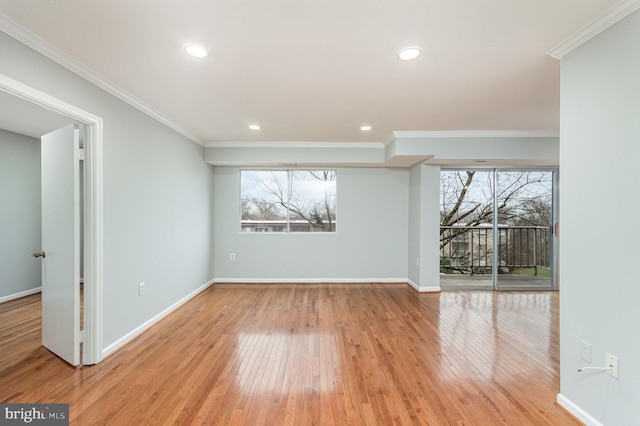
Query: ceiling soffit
205,131,558,168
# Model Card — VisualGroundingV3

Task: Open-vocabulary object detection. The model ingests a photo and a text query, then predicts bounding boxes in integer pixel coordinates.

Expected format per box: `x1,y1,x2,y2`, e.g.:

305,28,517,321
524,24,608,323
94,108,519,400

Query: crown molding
384,133,398,147
0,13,203,145
546,0,640,59
392,130,559,139
205,141,385,149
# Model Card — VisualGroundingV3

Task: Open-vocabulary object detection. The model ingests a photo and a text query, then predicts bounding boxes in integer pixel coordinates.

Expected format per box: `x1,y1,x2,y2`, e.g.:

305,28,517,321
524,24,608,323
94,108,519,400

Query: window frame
239,169,338,234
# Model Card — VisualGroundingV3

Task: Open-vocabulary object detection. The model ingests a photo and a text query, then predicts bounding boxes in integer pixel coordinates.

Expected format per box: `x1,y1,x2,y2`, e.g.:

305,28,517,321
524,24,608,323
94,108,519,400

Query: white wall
558,10,640,425
0,32,215,349
408,164,441,291
418,165,441,291
408,165,421,286
213,167,408,281
0,129,41,300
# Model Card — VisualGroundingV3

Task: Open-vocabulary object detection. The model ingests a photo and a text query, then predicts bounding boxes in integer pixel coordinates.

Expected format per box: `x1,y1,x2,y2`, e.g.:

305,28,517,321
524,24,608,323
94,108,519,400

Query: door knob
32,251,46,258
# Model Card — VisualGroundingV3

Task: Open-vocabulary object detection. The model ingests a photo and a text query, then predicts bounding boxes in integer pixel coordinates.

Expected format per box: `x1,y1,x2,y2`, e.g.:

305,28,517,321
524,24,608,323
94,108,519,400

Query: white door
40,124,81,366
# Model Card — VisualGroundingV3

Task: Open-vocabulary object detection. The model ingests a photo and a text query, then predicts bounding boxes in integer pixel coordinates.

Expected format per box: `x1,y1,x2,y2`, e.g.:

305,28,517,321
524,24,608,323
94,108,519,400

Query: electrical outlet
139,282,145,296
606,353,619,379
580,340,592,363
230,253,236,261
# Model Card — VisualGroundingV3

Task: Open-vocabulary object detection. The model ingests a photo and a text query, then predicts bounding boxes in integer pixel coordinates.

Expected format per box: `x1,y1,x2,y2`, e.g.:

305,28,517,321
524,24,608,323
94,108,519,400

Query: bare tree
241,170,336,231
289,171,336,231
241,197,283,220
440,171,551,246
440,170,552,274
509,197,552,227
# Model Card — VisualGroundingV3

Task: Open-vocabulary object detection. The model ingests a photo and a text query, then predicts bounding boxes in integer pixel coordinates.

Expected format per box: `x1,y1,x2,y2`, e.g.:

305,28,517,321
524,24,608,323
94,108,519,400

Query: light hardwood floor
0,284,580,425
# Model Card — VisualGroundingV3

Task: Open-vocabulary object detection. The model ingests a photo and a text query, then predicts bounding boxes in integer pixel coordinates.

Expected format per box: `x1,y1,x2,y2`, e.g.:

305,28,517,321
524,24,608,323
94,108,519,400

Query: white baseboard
214,278,443,292
557,393,603,426
102,279,215,358
0,287,41,304
213,278,408,284
407,279,441,293
420,287,441,292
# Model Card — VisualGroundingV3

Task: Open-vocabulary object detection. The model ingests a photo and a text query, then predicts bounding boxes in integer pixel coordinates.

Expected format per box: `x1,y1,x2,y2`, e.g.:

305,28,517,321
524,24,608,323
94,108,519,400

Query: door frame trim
0,74,103,364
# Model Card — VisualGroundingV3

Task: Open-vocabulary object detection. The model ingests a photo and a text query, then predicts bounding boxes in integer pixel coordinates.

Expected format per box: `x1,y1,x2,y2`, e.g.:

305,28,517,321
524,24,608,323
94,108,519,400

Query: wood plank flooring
0,284,579,425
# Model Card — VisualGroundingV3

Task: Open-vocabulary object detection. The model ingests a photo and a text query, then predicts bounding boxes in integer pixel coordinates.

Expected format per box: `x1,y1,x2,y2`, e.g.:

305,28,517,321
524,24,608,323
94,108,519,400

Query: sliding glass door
495,171,553,290
440,169,556,290
440,170,494,289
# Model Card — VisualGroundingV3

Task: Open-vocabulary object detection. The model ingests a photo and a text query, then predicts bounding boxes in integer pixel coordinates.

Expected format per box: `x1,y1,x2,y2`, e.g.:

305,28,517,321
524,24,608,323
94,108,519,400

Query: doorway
439,168,557,291
0,75,104,364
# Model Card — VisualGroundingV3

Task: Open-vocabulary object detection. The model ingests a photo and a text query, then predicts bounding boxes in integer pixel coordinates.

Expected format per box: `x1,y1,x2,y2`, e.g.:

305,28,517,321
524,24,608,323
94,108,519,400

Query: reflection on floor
0,284,576,425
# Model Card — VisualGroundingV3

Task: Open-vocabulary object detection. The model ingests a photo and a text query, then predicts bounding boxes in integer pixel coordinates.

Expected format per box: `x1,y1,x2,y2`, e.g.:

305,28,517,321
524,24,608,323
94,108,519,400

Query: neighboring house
240,220,336,233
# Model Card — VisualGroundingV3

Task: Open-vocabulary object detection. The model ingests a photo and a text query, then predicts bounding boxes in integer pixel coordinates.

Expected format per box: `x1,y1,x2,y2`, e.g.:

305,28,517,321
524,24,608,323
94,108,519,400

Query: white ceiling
0,0,620,144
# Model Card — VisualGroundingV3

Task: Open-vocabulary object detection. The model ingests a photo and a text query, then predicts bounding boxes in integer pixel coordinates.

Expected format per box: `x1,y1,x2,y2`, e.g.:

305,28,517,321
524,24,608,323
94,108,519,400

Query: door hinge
76,147,85,161
79,330,85,343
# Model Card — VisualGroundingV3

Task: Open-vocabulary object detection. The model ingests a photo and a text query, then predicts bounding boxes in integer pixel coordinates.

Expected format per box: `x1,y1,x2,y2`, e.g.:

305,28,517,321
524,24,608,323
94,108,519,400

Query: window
241,170,337,233
452,242,468,256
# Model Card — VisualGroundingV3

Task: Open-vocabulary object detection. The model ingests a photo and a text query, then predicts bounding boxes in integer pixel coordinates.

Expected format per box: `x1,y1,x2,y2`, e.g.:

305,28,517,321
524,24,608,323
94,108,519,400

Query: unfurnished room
1,1,639,425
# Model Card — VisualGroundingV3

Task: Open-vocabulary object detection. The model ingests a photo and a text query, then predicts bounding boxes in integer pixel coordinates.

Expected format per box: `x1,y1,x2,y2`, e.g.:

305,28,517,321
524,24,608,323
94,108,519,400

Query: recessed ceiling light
360,125,372,131
249,124,261,130
398,47,422,61
184,44,208,58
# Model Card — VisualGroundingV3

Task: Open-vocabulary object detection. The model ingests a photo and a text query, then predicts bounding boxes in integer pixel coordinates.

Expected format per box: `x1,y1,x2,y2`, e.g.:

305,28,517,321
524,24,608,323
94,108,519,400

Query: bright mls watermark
0,404,68,425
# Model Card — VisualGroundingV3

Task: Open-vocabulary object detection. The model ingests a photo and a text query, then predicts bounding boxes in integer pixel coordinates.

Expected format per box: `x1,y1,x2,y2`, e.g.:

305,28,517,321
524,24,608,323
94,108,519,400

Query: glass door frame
440,167,558,291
